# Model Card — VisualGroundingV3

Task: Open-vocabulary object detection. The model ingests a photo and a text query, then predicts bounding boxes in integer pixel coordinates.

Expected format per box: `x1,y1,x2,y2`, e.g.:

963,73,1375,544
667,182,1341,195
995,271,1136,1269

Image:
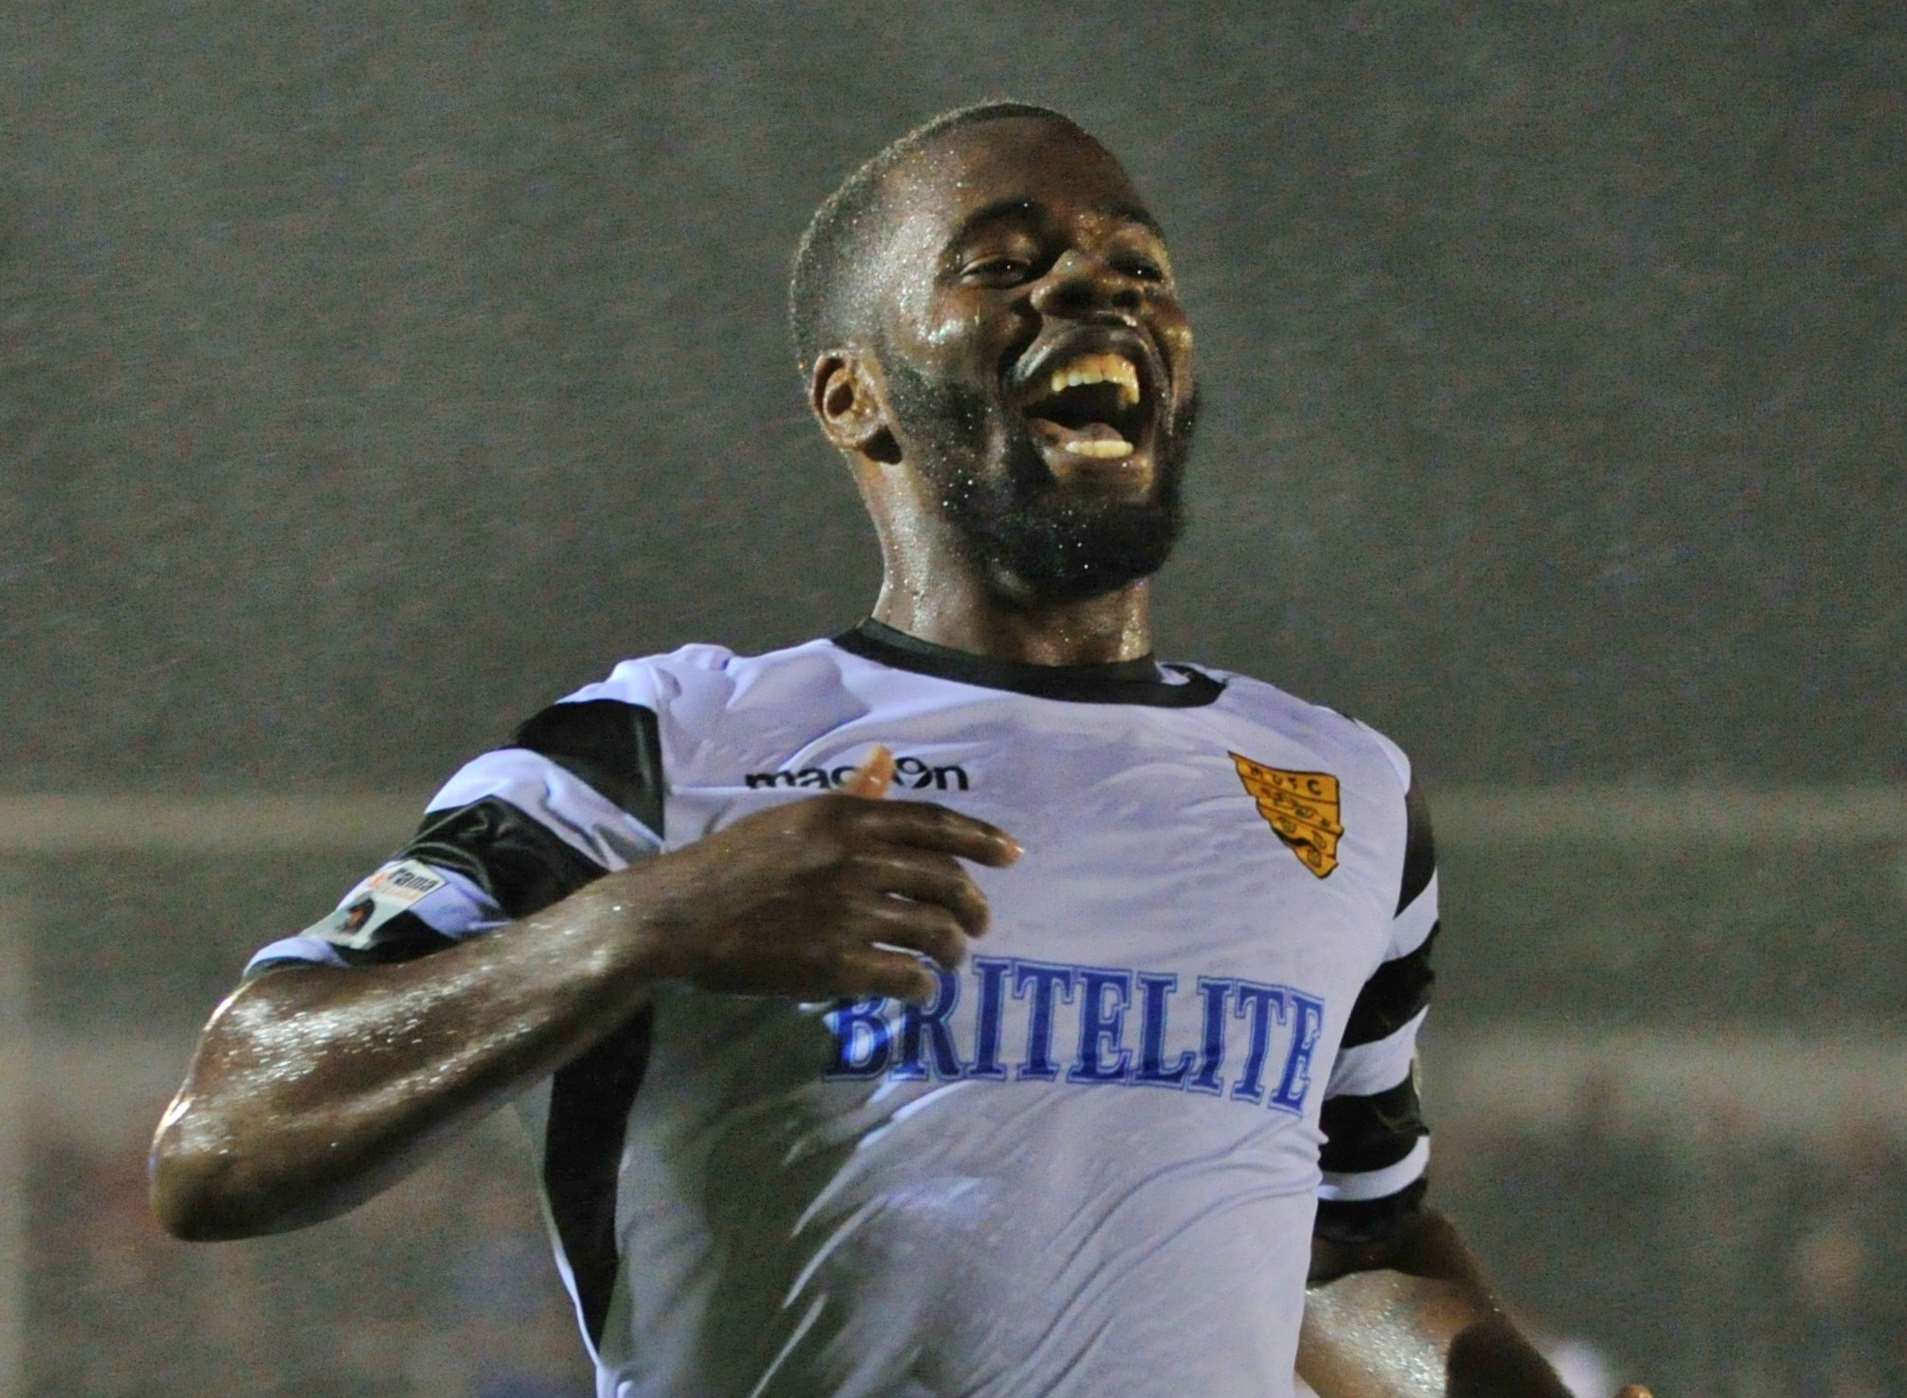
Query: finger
832,947,939,1005
1614,1388,1653,1398
834,745,895,799
847,798,1024,866
852,895,970,971
848,849,991,936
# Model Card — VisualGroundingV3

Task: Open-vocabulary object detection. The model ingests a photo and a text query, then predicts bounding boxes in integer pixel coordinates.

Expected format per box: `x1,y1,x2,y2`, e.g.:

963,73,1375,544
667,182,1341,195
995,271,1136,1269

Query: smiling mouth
1018,352,1153,461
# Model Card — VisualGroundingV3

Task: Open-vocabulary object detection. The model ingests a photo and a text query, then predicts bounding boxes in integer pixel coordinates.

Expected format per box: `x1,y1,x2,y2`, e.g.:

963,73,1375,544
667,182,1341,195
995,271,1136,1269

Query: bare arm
150,748,1020,1241
1301,1211,1651,1398
150,876,668,1241
1302,1209,1556,1396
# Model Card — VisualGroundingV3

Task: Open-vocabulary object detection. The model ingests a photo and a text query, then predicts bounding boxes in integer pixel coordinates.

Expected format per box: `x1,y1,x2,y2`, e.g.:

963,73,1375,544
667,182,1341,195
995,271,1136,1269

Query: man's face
869,118,1201,604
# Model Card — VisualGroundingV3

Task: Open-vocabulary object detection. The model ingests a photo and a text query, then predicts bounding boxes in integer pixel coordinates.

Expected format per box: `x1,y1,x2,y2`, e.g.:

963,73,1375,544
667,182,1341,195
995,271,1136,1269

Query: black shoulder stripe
1314,1176,1430,1244
545,1007,653,1350
1319,1074,1427,1175
403,795,609,921
511,699,666,839
329,910,458,967
507,701,665,1349
1395,777,1436,916
1341,924,1438,1048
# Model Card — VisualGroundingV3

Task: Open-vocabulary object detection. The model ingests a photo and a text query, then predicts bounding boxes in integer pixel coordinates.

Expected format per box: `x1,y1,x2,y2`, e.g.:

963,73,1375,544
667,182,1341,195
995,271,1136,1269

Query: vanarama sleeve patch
305,859,450,952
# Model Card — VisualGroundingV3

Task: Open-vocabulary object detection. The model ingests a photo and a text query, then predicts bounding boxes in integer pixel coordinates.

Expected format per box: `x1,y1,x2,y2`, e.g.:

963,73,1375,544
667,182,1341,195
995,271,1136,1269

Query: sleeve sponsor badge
304,859,449,952
1229,752,1344,878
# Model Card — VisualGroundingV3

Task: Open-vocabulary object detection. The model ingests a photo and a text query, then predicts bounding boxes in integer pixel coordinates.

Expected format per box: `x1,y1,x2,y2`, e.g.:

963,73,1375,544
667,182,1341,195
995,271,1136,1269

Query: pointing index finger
835,744,895,798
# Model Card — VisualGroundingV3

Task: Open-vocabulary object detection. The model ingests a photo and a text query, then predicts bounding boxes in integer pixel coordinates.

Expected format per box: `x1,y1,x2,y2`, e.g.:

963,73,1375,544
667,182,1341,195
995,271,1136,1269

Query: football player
153,100,1649,1398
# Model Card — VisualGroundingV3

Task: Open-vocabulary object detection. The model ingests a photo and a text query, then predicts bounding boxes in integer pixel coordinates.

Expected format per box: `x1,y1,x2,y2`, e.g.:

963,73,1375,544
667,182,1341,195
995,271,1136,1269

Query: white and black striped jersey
245,619,1440,1398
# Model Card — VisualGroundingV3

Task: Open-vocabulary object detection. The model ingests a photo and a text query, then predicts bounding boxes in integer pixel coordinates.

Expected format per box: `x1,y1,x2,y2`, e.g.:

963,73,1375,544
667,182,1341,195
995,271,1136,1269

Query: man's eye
1123,260,1165,282
966,258,1031,281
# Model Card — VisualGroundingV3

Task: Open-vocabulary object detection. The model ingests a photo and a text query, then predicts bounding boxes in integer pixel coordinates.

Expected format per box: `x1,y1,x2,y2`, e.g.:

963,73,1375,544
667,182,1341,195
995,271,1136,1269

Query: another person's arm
1302,1210,1651,1397
1296,758,1648,1398
150,744,1017,1240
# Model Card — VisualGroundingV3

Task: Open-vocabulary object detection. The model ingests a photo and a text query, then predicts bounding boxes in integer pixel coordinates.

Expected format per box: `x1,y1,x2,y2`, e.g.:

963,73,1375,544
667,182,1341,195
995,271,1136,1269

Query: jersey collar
832,618,1225,707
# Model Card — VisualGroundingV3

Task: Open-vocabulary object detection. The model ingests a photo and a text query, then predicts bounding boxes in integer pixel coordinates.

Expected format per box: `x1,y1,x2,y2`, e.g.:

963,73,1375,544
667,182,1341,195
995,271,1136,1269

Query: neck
852,450,1161,666
870,566,1154,666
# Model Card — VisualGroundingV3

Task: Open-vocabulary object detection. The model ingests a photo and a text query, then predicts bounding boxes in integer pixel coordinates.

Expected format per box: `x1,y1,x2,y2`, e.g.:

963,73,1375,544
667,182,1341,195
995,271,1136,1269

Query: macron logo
744,755,971,792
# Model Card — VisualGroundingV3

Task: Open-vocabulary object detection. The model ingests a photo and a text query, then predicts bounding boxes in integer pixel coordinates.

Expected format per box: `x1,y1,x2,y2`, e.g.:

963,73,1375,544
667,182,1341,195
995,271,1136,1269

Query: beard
882,356,1200,605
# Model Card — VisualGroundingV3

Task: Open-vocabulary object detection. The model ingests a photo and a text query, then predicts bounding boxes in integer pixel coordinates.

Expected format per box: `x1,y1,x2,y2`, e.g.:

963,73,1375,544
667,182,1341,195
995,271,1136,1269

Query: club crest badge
1229,752,1344,879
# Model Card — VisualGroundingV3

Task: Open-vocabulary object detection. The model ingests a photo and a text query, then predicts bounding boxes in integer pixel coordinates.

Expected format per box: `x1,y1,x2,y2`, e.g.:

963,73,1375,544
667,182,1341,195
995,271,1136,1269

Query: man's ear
810,351,901,464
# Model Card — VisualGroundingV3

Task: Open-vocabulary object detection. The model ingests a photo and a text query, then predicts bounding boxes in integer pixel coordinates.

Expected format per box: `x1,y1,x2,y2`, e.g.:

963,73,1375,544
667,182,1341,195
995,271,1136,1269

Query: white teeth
1045,352,1141,408
1069,438,1134,459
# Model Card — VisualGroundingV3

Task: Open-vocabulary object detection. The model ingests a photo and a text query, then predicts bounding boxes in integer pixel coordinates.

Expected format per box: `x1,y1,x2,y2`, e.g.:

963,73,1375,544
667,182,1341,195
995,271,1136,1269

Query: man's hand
612,744,1023,1006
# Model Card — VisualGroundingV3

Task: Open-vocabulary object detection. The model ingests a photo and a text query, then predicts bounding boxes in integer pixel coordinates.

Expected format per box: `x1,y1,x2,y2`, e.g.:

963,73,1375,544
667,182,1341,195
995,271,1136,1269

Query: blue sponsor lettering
968,957,1012,1081
822,955,1330,1117
892,967,964,1081
1228,981,1289,1104
1012,959,1077,1081
1269,991,1326,1115
1066,967,1134,1084
825,995,892,1078
1132,972,1193,1089
1188,976,1234,1096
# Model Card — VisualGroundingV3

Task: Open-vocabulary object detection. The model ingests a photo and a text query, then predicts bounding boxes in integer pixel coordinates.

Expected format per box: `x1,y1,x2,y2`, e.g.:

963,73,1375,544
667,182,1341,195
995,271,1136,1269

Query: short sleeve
242,697,666,979
1314,773,1437,1239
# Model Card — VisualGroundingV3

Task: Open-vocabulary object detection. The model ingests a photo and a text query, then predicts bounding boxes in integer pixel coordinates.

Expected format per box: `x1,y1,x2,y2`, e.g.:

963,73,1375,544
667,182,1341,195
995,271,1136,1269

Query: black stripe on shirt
401,696,666,919
834,618,1227,708
1319,1073,1428,1177
332,911,457,967
1314,1176,1431,1245
511,699,666,836
515,696,667,1353
1395,778,1436,916
402,795,609,920
1341,923,1438,1049
544,1008,654,1351
401,699,663,915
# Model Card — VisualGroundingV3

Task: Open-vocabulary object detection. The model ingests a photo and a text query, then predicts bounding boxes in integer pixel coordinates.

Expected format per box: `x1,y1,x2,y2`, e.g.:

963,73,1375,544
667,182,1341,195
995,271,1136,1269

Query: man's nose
1028,249,1145,319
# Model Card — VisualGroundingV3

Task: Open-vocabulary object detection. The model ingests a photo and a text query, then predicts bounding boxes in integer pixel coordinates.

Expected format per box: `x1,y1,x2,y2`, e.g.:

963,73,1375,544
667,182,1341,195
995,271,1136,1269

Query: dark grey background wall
8,1,1901,796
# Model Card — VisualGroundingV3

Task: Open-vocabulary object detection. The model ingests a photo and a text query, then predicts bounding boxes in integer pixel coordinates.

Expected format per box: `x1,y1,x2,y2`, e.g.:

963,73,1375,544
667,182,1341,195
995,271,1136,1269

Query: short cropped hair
787,99,1095,398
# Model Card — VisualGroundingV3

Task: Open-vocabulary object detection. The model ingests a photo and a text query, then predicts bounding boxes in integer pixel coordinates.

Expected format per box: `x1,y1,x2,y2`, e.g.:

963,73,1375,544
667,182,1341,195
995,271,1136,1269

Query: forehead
882,117,1152,251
